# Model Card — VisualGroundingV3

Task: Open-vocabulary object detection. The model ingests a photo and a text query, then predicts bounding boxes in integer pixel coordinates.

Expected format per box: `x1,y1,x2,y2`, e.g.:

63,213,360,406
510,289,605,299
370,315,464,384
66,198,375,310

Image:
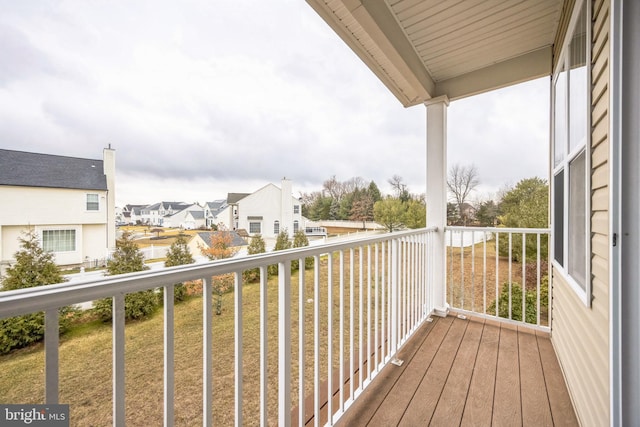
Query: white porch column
425,95,449,317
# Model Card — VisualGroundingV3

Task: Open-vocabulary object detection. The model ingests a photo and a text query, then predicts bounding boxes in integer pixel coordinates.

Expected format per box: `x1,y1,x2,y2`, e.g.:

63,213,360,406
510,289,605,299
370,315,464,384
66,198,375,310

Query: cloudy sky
1,0,549,207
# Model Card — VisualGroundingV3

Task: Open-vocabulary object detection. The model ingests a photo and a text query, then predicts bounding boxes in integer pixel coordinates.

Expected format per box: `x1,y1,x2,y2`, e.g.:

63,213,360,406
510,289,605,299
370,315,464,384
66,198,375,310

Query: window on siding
249,222,261,234
294,205,300,214
86,194,99,211
552,0,590,303
293,220,299,233
274,220,280,235
43,229,76,252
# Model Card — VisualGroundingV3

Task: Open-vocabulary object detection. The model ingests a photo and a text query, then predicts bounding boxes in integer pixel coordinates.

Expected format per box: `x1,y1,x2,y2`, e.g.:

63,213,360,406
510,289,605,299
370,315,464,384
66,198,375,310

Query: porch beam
425,95,449,317
435,47,553,101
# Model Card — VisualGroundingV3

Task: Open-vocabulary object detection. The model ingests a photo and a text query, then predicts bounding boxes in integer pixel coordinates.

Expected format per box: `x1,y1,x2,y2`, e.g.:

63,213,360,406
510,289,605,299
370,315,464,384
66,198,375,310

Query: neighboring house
217,178,304,238
163,204,206,229
139,201,190,226
204,200,227,228
0,147,116,275
187,230,247,259
308,0,638,423
122,204,146,225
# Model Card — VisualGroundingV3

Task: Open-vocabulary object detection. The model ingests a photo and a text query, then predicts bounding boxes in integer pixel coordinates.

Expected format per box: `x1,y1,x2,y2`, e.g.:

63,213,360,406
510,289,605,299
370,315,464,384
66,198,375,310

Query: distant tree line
300,174,426,232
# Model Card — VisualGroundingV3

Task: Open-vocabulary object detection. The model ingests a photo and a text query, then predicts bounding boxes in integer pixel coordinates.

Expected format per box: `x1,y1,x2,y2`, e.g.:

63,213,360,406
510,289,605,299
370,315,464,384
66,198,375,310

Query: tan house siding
551,0,610,425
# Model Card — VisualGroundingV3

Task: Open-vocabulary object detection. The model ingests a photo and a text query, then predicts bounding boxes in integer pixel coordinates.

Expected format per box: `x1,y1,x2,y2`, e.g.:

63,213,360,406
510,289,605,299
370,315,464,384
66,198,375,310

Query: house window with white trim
86,193,99,211
294,205,300,214
552,0,590,304
42,229,76,252
249,222,261,234
293,220,299,233
274,220,280,235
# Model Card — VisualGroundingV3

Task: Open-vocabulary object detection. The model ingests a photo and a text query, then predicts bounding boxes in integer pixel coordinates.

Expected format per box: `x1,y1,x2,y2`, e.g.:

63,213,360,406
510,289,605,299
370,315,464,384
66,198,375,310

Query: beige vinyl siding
551,0,610,425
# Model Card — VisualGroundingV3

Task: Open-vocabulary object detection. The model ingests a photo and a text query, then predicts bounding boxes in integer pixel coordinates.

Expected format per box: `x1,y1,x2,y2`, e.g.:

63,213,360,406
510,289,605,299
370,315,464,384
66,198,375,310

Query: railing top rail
446,226,550,234
0,227,437,318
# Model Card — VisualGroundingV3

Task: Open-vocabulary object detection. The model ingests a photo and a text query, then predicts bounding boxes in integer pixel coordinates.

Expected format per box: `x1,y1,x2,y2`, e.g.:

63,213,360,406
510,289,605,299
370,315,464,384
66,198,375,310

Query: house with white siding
0,147,116,274
163,204,206,229
139,201,190,226
217,178,304,238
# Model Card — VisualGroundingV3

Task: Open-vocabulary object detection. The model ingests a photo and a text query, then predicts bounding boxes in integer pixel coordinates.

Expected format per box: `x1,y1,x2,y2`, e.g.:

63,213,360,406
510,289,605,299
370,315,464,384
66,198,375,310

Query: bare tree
342,176,366,194
388,174,410,202
447,164,479,225
323,175,344,200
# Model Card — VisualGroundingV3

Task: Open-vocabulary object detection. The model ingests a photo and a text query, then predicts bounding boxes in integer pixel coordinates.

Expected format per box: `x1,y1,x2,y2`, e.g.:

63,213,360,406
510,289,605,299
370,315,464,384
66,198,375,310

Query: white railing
445,226,551,330
0,227,437,426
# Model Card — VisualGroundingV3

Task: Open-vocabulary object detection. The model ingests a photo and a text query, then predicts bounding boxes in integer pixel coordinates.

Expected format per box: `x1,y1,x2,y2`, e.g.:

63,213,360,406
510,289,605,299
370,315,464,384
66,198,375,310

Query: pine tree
291,230,313,271
93,232,157,321
0,229,73,354
268,230,291,276
243,234,266,283
164,234,195,302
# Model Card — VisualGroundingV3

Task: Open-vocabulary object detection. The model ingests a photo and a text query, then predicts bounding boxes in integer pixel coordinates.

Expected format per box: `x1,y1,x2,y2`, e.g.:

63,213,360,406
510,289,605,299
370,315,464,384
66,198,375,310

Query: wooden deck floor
335,314,578,426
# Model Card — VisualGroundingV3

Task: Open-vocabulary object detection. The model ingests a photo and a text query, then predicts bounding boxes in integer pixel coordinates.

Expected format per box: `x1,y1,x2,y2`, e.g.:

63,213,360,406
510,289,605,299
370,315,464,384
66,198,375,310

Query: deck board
460,322,499,426
537,334,580,426
398,317,468,426
429,319,483,426
492,326,522,426
519,330,554,425
331,315,578,427
366,316,452,425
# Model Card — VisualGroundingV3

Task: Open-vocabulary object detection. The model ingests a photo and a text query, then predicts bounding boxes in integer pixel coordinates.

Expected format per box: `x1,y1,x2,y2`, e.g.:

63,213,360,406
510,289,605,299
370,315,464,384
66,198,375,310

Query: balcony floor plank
368,315,453,426
429,319,483,425
519,330,554,425
537,334,580,426
460,322,499,426
397,317,468,426
332,315,578,427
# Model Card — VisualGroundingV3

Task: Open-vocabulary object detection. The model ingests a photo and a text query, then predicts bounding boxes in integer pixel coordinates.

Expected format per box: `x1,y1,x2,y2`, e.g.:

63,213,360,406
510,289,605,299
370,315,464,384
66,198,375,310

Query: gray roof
227,193,250,204
197,231,247,247
189,210,205,220
205,200,226,210
0,149,107,190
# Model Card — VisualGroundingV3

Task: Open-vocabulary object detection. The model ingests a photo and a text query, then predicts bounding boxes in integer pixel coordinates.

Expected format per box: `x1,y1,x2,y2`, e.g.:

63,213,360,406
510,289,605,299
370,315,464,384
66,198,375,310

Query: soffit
308,0,564,105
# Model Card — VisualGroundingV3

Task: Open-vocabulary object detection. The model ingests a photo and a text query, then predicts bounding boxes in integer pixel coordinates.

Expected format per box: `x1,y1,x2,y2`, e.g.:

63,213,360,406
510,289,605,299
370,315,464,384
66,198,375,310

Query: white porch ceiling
307,0,564,106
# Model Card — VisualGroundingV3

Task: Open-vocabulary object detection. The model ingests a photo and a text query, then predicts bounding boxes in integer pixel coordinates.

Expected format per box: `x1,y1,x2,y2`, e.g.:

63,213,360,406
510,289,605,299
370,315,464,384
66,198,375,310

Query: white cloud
0,0,549,207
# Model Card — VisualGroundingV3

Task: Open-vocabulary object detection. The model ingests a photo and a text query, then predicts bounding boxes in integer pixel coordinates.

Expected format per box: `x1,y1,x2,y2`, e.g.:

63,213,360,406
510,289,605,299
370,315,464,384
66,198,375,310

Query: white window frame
294,205,300,214
86,193,99,211
274,220,280,235
42,229,77,253
551,0,592,306
293,220,299,233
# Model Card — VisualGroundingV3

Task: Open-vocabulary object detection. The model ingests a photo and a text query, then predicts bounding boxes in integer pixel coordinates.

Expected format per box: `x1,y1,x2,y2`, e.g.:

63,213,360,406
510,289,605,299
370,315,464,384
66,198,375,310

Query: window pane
293,220,299,233
553,171,564,266
43,229,76,252
249,222,261,234
554,67,567,167
87,194,99,211
274,221,279,234
569,3,587,153
569,151,586,288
